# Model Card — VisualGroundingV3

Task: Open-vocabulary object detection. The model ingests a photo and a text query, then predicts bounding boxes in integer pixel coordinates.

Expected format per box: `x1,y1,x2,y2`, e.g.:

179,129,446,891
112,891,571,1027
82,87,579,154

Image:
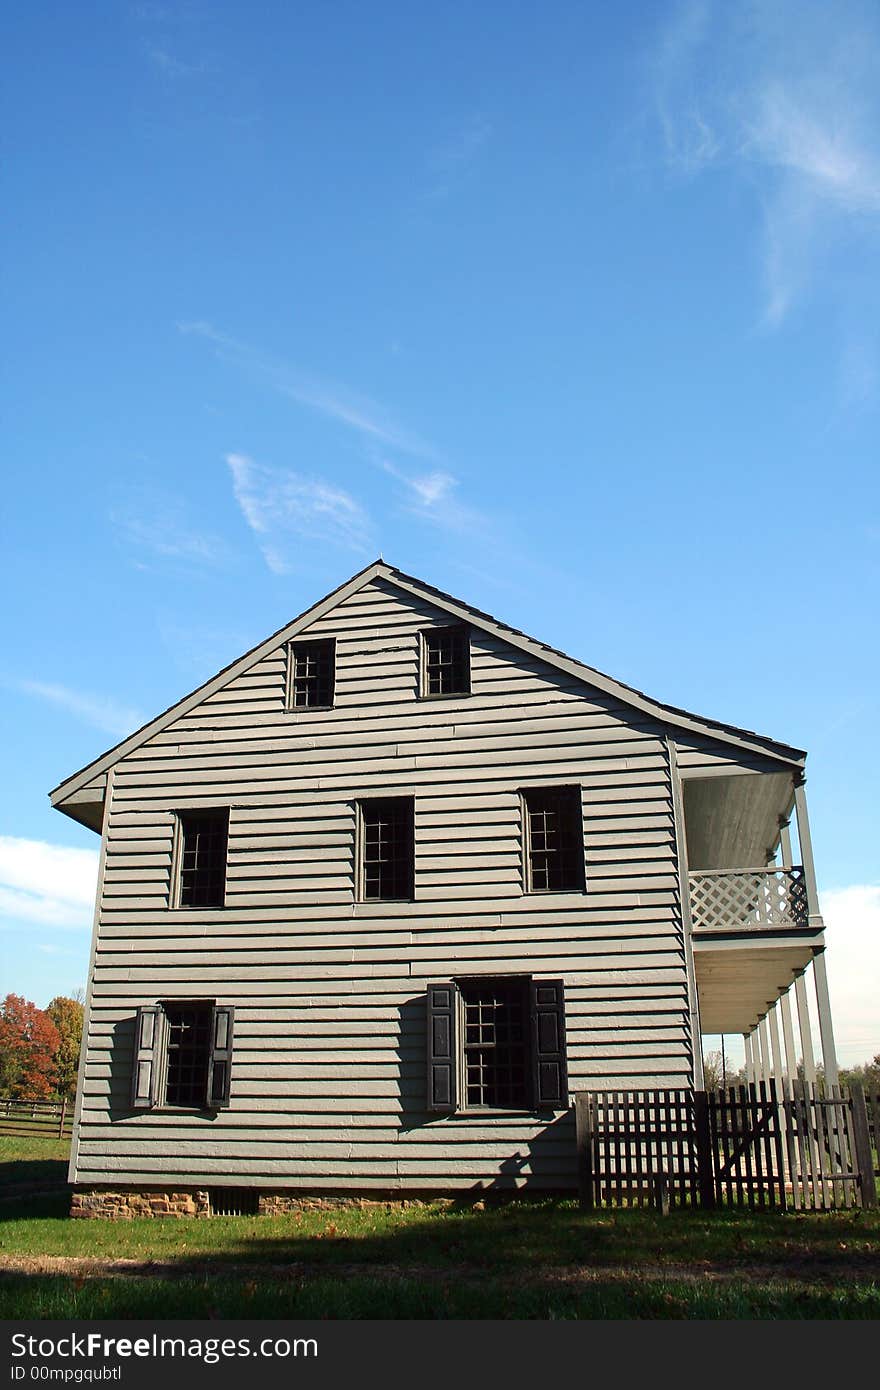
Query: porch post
811,950,839,1089
757,1017,772,1087
779,989,798,1099
765,999,790,1185
794,971,817,1088
793,781,824,930
743,1032,754,1085
778,817,793,870
767,1002,785,1089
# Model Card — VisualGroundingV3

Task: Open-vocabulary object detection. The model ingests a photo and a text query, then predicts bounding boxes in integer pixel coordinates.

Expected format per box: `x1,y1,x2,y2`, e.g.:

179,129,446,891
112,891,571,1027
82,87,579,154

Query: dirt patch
1,1253,877,1286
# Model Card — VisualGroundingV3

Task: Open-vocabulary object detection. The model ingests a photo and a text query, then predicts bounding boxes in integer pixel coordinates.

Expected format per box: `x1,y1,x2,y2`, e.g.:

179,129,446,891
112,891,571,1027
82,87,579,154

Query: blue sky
2,2,878,1064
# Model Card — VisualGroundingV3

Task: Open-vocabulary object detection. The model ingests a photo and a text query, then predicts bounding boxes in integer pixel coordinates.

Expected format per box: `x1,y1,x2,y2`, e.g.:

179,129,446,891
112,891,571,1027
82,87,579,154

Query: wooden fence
864,1085,880,1175
0,1097,74,1138
574,1089,703,1209
575,1083,879,1212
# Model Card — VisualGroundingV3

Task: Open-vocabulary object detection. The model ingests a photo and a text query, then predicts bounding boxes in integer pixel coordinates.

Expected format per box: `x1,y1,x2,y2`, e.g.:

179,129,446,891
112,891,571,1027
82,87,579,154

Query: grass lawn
0,1133,70,1189
1,1133,878,1319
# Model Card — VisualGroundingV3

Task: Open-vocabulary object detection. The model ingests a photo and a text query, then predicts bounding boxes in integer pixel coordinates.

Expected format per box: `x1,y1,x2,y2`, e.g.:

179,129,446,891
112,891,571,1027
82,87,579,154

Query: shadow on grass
2,1186,879,1281
0,1157,69,1200
1,1267,879,1321
1,1189,878,1320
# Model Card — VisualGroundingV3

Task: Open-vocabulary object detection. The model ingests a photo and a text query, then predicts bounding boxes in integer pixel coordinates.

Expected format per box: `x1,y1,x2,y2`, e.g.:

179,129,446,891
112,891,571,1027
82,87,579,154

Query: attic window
422,626,470,697
289,639,335,709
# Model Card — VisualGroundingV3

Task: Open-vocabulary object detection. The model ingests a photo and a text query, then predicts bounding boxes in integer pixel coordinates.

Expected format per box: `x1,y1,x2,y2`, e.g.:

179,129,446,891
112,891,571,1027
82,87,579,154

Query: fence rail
865,1087,880,1175
0,1097,73,1138
688,867,809,933
576,1083,879,1212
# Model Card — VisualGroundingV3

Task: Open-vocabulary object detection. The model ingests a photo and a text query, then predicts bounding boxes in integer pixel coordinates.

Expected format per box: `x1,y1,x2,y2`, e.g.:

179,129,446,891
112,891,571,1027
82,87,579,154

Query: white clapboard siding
73,575,767,1192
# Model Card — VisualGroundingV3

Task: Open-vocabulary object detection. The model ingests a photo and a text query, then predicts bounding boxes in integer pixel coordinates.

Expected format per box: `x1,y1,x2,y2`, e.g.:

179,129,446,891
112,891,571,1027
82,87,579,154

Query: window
421,625,470,697
288,638,335,709
164,1003,212,1107
523,786,585,893
130,1002,234,1110
358,797,414,900
461,977,529,1109
175,809,229,908
427,977,568,1113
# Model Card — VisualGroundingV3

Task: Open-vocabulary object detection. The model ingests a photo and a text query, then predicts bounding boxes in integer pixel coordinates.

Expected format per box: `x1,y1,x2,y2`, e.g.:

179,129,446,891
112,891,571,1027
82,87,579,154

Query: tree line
0,993,84,1100
702,1047,880,1093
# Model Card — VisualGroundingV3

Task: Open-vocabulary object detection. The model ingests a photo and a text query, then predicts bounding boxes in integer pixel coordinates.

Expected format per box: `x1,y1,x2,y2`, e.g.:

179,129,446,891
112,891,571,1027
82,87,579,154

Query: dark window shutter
530,979,568,1109
207,1005,235,1109
426,983,457,1112
130,1005,162,1110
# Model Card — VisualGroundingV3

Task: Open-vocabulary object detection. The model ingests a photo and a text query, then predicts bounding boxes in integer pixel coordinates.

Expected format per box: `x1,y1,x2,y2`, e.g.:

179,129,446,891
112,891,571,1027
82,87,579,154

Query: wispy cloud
133,2,211,80
0,838,98,932
183,323,496,548
838,334,880,411
653,0,722,175
110,488,232,569
181,322,439,461
378,457,490,539
425,114,493,202
226,453,372,573
142,42,204,78
650,0,880,327
14,680,143,738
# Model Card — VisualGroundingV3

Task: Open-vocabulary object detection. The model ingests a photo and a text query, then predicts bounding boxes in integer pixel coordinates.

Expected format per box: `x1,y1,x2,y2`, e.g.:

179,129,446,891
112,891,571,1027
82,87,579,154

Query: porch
678,766,839,1091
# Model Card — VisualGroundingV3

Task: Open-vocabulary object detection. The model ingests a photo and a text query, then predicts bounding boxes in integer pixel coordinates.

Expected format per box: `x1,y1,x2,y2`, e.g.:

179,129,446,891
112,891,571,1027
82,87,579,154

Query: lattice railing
688,867,809,933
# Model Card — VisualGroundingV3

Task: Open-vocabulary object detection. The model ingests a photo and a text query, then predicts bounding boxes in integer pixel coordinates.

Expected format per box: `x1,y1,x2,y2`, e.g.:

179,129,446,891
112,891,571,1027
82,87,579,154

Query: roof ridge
381,563,805,763
51,558,805,815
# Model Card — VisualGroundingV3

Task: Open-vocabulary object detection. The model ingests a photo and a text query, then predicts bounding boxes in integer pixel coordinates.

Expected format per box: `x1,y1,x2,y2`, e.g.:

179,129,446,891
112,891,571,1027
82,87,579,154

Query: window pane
360,798,414,900
178,810,229,907
164,1003,212,1107
291,640,335,708
525,788,584,892
461,979,529,1108
424,627,469,696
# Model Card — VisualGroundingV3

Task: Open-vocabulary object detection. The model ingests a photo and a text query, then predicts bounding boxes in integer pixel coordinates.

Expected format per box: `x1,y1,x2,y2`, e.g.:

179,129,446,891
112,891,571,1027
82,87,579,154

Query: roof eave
49,558,388,809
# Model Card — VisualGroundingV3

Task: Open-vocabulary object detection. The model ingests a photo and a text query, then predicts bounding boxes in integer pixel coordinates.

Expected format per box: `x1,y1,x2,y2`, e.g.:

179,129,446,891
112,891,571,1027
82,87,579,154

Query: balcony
681,770,831,1045
689,867,809,935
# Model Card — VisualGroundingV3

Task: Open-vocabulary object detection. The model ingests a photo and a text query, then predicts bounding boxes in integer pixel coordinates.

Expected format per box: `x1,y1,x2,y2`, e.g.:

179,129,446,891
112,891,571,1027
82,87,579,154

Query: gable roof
50,559,805,819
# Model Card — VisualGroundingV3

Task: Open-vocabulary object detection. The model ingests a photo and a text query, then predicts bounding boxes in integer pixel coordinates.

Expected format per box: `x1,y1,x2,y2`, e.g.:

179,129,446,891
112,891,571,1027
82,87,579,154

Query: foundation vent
209,1188,259,1217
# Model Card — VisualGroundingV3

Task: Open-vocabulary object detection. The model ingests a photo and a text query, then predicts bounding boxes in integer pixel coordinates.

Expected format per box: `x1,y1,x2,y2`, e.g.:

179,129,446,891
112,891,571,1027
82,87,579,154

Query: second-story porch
677,765,838,1091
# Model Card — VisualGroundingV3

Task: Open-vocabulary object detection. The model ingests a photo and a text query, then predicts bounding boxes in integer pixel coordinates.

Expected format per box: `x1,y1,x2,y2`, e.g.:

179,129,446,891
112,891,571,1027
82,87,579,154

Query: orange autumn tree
0,994,61,1099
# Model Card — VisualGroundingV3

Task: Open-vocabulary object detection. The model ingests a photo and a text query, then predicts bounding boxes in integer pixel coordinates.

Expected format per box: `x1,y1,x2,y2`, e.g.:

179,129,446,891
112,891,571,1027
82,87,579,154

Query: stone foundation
257,1193,450,1215
70,1188,459,1219
70,1188,211,1219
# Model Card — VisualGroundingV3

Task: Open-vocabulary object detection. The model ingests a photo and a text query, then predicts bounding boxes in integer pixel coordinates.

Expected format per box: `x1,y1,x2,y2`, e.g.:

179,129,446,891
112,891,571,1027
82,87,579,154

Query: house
51,561,839,1215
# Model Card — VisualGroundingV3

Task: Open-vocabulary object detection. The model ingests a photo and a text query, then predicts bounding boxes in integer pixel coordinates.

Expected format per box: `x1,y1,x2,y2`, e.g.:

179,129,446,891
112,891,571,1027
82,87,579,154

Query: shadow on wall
108,1015,137,1123
103,998,575,1186
395,994,577,1190
108,1014,227,1124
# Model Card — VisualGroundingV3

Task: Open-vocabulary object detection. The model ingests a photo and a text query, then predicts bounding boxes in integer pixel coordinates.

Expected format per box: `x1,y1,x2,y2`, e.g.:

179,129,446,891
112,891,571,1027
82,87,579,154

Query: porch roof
683,771,795,871
693,936,820,1035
